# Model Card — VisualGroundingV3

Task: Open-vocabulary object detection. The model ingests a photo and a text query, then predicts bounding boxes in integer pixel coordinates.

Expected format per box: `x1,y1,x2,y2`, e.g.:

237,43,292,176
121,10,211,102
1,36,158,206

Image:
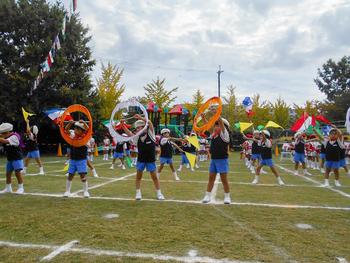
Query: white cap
221,118,230,127
161,128,170,134
262,130,270,137
74,122,87,131
122,133,127,137
253,130,260,134
294,131,302,139
32,125,39,135
0,123,13,133
134,120,145,128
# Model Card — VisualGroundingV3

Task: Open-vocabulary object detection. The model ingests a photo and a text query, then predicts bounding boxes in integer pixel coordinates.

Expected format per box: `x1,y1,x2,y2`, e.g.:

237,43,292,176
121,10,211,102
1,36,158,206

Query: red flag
315,115,331,124
291,113,309,132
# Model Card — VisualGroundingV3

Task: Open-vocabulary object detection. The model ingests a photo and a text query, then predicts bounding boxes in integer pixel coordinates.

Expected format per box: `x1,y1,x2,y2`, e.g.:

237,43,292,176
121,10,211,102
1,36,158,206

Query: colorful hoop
193,96,222,132
59,104,93,147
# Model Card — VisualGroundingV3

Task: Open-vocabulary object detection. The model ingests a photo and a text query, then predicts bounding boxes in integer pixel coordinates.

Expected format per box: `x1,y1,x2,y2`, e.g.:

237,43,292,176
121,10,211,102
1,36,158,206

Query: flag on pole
239,122,253,132
22,107,35,122
187,135,200,150
265,121,283,129
242,97,254,117
185,152,196,169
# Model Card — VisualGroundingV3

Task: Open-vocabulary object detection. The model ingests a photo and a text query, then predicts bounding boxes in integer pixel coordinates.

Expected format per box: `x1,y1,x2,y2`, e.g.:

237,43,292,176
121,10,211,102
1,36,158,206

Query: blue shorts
251,154,261,161
181,154,189,164
136,162,156,172
261,158,274,167
339,159,346,167
27,150,40,159
320,153,326,160
125,150,131,156
294,152,305,163
160,157,173,164
325,161,340,169
68,159,87,174
6,160,24,173
209,159,229,174
113,152,124,159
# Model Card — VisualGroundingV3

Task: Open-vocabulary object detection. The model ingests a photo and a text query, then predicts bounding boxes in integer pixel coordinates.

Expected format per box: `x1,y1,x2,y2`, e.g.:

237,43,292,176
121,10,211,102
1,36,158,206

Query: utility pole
217,65,224,97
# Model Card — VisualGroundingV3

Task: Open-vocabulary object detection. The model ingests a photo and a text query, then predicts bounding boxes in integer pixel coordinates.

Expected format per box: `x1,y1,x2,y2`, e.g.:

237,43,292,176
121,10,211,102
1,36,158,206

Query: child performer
177,137,195,172
315,127,344,187
243,131,264,174
157,128,182,181
202,117,231,204
121,115,165,201
0,123,25,194
103,135,110,161
293,132,312,176
23,122,44,175
63,121,90,198
110,140,126,170
251,130,285,185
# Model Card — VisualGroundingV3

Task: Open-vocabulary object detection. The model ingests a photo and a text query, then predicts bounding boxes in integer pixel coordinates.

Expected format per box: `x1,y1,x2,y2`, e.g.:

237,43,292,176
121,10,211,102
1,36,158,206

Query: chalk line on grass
277,165,350,199
0,240,260,263
22,192,350,211
40,240,79,261
212,206,296,263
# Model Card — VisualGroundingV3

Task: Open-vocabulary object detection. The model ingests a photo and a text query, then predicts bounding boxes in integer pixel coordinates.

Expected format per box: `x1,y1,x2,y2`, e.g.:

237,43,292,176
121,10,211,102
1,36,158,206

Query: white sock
83,181,88,192
156,189,162,195
136,189,141,194
39,166,44,173
23,167,27,174
6,184,12,191
92,168,97,176
17,183,24,190
224,192,230,198
324,179,329,184
66,180,72,193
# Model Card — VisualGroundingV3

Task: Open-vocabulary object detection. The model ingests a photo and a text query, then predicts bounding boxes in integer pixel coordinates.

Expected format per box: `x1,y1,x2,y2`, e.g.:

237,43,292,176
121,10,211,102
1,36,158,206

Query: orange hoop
59,104,93,147
193,97,222,132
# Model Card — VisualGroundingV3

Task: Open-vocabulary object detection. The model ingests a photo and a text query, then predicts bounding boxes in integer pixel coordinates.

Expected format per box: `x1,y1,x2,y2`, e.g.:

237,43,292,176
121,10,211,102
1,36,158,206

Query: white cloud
75,0,350,105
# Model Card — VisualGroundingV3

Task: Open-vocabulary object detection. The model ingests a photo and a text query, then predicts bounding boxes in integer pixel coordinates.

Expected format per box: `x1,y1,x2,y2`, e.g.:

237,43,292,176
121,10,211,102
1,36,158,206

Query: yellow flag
265,121,283,129
63,163,69,172
185,152,196,169
239,122,253,132
22,107,35,122
187,135,200,150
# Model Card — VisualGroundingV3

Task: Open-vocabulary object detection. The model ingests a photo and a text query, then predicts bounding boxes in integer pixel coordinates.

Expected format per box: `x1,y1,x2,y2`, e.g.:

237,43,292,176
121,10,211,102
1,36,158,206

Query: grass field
0,153,349,262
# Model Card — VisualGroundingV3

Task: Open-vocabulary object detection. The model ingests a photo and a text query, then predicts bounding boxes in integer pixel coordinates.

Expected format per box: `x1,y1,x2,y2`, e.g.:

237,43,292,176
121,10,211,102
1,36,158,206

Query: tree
0,0,96,126
183,89,205,116
249,94,272,126
270,97,290,128
96,63,125,119
144,77,178,109
222,85,245,126
314,56,350,101
293,100,320,118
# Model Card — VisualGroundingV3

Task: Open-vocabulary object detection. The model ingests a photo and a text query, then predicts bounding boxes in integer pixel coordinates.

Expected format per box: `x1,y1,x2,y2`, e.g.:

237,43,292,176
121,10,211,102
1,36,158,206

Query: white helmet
134,120,145,128
0,123,13,133
262,130,270,137
161,128,170,135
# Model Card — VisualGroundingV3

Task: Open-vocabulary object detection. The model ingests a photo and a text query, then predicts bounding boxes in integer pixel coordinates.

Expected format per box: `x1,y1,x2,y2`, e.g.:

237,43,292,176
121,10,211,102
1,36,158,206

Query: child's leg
150,171,161,190
24,157,30,168
135,170,143,190
334,169,339,180
219,173,229,193
80,173,89,196
169,163,175,172
270,166,279,177
14,169,24,185
6,171,12,185
206,173,217,192
158,163,165,174
35,157,43,168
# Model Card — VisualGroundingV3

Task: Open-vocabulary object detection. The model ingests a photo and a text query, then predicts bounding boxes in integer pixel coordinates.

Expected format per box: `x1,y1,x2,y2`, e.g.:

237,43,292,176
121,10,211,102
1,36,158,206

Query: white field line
212,206,296,263
22,192,350,211
0,240,259,263
40,240,79,261
277,165,350,199
72,172,136,195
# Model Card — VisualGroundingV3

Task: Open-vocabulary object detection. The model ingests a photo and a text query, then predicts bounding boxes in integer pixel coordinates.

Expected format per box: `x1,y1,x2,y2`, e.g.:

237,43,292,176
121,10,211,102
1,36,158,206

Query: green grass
0,153,349,262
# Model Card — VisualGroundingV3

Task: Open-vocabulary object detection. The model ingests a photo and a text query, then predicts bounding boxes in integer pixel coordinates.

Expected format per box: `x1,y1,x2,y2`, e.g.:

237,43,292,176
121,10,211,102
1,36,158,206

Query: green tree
0,0,96,125
144,77,178,109
222,85,245,126
183,89,205,116
96,63,125,119
249,94,272,126
293,100,320,118
270,97,290,128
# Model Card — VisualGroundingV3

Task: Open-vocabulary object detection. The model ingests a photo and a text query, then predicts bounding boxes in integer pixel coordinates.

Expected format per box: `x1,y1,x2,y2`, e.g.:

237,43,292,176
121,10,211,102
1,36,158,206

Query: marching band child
293,132,312,176
157,128,182,181
251,130,285,185
110,139,126,170
121,115,165,201
87,136,96,162
0,123,25,194
177,136,196,172
202,117,231,204
103,135,110,161
23,121,44,175
63,120,90,198
315,127,344,187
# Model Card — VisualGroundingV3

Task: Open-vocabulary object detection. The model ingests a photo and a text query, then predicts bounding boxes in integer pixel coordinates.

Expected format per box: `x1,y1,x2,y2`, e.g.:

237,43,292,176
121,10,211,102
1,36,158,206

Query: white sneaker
157,192,165,200
0,187,12,194
334,180,341,187
303,171,312,176
93,173,99,178
63,191,71,197
175,175,180,181
15,188,24,195
186,164,190,169
277,177,285,186
322,181,330,187
320,168,325,173
195,164,199,169
135,191,142,200
202,194,211,203
293,171,299,176
109,165,114,169
83,191,90,198
251,178,259,184
122,165,126,170
224,195,231,204
260,170,267,174
118,163,123,167
38,168,45,175
191,168,195,172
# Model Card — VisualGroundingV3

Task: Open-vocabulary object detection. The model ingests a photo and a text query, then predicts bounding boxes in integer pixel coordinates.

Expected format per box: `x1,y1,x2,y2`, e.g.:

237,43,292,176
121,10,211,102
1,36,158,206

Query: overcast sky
72,0,350,106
